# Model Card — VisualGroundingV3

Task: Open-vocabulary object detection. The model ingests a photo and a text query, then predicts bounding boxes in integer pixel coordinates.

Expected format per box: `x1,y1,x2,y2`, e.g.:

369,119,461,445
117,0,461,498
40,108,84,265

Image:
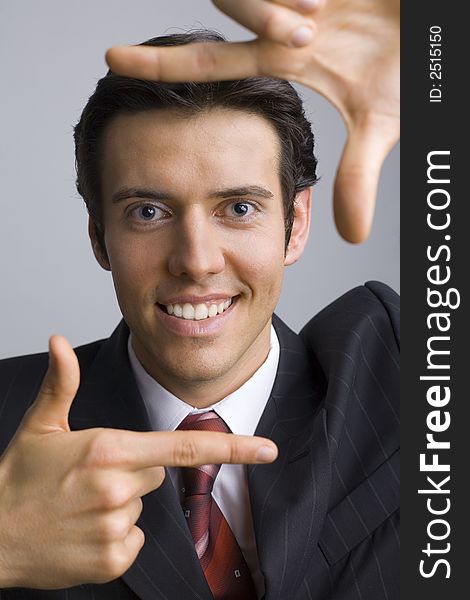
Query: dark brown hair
74,30,318,252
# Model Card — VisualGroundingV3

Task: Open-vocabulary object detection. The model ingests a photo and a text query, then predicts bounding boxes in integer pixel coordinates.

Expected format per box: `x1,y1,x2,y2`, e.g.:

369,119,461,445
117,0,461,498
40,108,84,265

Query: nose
167,212,225,281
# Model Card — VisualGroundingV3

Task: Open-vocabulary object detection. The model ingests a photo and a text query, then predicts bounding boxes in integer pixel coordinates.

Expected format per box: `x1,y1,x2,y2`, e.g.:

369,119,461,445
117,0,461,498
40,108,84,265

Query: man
0,9,399,600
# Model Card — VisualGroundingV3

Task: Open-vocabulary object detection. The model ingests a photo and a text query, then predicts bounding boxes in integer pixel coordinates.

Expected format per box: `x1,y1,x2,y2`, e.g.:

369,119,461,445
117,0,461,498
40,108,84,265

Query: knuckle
97,514,130,543
263,10,286,40
133,525,146,550
97,545,132,582
86,471,133,510
99,484,133,510
193,44,217,77
85,431,122,469
134,497,144,518
174,436,199,466
227,439,240,464
154,466,166,488
38,378,55,398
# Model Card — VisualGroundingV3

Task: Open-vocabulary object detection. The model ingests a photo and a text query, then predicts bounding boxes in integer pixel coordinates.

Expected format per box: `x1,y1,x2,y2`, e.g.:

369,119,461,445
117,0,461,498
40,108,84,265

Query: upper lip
157,294,237,305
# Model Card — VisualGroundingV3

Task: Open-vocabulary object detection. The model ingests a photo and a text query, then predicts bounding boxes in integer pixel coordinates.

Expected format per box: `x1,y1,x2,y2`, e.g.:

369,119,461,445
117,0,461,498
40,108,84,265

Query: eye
227,201,255,218
130,204,167,222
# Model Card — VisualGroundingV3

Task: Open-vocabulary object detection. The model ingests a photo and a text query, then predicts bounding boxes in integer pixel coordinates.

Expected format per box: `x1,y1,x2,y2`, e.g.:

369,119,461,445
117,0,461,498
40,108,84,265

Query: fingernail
256,446,277,463
297,0,320,10
291,26,315,48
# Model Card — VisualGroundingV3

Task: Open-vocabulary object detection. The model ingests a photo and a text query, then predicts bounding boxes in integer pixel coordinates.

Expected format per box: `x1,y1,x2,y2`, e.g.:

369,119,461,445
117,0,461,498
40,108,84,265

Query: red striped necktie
177,411,257,600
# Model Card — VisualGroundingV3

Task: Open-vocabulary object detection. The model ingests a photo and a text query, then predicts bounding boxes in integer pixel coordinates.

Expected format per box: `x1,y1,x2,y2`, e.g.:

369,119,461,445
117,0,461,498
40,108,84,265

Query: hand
105,0,399,243
0,336,277,589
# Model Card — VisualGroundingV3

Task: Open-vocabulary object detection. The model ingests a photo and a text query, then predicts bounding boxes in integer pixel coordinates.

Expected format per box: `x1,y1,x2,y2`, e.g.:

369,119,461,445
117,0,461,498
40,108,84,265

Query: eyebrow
208,185,274,200
111,188,173,204
111,185,274,204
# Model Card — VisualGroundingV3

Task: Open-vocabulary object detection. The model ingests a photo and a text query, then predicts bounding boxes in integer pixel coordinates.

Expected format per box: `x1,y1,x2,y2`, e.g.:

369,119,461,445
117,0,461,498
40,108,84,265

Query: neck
167,349,270,409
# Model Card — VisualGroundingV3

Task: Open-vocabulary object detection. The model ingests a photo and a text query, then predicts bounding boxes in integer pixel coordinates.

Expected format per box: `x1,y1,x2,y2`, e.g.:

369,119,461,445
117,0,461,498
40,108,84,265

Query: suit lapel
249,315,330,600
69,321,213,600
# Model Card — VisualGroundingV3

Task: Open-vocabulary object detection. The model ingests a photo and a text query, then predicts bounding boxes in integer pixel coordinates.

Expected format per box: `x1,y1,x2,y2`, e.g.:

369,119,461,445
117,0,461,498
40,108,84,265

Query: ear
284,188,311,266
88,217,111,271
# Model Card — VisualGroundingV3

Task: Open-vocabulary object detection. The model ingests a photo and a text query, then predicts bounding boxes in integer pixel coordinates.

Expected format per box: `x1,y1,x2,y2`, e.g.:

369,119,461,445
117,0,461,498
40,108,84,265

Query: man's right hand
0,336,278,590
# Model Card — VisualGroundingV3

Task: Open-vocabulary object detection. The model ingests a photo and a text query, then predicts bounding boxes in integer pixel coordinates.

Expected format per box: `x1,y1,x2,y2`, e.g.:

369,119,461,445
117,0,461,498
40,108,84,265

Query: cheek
104,234,161,299
233,230,286,298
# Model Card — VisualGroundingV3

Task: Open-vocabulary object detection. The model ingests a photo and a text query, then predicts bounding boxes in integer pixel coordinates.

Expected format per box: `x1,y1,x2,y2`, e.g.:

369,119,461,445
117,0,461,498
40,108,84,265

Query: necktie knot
177,411,229,497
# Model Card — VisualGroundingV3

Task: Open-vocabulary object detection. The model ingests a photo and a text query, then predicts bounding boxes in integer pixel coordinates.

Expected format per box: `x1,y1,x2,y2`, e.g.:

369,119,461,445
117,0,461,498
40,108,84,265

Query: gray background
0,0,399,359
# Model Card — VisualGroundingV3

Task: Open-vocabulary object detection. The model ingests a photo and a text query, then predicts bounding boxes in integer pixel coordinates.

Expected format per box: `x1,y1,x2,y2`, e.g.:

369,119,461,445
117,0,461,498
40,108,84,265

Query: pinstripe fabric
177,412,257,599
0,281,399,599
296,281,400,599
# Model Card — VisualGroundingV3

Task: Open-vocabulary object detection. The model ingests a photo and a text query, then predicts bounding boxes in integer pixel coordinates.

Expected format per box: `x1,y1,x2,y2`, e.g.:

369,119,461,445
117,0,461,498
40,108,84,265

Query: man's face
93,108,309,405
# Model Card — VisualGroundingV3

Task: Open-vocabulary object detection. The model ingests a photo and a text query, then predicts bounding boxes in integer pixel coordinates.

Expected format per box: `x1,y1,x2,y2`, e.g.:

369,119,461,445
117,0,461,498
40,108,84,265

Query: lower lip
154,298,238,336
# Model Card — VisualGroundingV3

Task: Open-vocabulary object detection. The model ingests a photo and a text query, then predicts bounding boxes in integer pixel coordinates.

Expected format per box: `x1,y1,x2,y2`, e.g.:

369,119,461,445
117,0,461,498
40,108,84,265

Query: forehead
100,107,282,199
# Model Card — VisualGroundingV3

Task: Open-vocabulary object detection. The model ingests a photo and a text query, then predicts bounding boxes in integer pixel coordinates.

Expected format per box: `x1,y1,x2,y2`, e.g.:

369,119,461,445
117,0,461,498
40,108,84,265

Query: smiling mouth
157,297,236,321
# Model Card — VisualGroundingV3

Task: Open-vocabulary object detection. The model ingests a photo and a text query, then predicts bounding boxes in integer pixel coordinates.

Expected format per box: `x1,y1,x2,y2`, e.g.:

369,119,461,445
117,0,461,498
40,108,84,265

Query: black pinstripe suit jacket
0,281,399,600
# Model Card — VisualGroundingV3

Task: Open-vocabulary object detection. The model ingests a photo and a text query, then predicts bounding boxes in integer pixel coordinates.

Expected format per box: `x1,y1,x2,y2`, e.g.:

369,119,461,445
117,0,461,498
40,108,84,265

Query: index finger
105,0,319,81
125,430,278,469
105,40,263,82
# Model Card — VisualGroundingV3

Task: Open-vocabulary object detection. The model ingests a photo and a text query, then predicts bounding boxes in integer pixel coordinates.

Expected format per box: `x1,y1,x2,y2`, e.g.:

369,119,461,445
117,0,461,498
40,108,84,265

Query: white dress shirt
128,326,280,598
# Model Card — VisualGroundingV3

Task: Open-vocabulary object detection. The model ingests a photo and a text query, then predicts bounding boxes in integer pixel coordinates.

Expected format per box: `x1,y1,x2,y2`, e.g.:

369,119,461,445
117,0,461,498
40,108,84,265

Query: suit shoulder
0,350,49,389
299,283,400,516
298,281,400,446
299,281,400,354
309,280,399,323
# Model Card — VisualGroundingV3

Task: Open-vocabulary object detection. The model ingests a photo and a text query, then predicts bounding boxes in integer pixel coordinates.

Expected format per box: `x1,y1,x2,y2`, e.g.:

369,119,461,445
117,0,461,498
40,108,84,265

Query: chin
157,351,233,384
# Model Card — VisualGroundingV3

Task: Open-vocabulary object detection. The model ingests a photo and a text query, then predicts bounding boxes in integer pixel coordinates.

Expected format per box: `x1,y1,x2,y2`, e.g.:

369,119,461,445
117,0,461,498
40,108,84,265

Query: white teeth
164,298,233,320
182,303,195,320
194,303,209,320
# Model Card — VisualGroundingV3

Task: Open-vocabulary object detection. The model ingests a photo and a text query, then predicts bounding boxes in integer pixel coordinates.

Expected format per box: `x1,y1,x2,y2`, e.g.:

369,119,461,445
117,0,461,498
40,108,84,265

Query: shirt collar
128,326,280,435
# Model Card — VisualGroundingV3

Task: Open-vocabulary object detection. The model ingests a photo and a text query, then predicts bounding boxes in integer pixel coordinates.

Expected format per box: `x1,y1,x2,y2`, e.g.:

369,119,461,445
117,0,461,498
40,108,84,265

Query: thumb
333,116,399,243
24,335,80,434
